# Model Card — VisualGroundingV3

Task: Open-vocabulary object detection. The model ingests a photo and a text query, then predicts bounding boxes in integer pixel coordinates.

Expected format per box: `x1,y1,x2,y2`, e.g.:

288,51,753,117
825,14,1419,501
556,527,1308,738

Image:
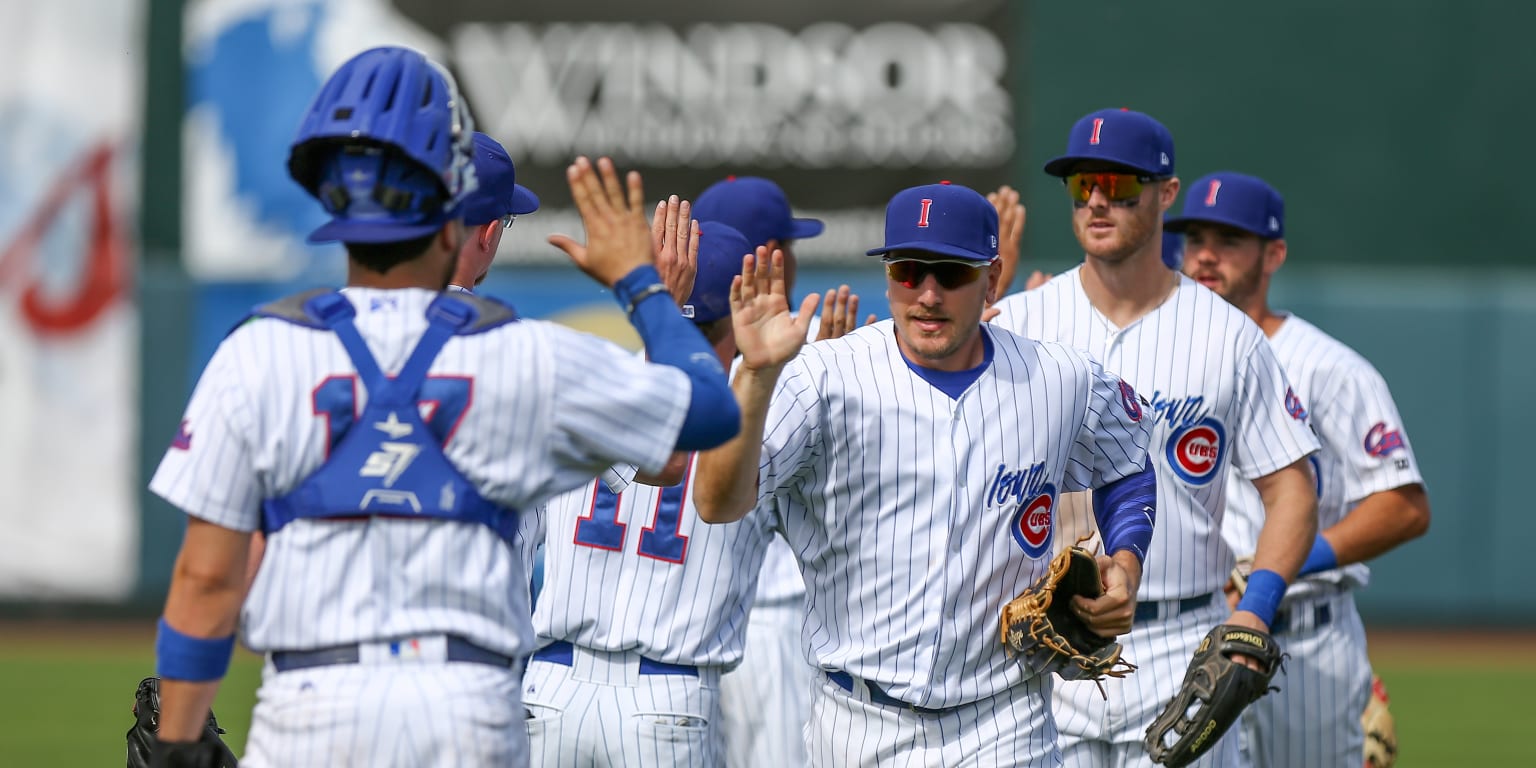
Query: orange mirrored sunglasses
1064,172,1154,204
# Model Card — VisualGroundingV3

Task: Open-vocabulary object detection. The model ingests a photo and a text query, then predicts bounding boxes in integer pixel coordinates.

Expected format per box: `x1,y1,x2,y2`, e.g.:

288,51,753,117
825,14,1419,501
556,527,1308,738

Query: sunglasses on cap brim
1063,172,1157,204
883,258,989,290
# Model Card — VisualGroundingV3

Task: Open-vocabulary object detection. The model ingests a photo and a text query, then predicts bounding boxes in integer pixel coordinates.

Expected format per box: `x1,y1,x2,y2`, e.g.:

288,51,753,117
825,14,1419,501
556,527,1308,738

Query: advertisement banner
0,0,141,598
182,0,1016,281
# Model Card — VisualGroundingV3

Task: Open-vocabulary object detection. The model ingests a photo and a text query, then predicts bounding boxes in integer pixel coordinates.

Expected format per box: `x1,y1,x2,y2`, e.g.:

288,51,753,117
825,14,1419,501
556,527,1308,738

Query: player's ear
986,258,1004,304
1159,177,1181,213
477,221,498,251
1263,238,1287,276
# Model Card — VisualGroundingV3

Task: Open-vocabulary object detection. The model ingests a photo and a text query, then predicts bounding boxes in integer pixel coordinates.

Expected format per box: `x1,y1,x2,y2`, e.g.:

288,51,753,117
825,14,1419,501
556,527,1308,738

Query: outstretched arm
693,247,818,523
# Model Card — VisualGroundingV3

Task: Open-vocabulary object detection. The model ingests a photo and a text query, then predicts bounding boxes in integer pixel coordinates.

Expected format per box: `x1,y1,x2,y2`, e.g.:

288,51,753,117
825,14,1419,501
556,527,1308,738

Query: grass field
0,623,1529,765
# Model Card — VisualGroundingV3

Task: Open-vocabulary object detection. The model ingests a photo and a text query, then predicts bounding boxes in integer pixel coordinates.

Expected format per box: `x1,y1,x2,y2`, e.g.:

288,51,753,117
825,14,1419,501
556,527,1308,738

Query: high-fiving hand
731,246,820,372
549,156,655,288
651,195,699,309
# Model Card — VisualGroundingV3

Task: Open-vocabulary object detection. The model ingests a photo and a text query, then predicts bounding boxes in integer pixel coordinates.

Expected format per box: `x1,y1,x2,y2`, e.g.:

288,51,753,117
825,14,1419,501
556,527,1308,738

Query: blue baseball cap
692,176,823,249
1044,108,1175,179
461,132,539,226
866,182,998,263
682,221,752,324
1165,172,1284,239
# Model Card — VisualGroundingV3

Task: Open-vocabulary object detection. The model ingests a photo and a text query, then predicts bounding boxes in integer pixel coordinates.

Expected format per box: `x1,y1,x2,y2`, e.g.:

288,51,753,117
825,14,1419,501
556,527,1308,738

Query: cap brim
306,217,446,244
511,185,540,215
1164,212,1269,238
788,218,824,239
1043,154,1162,178
865,242,995,262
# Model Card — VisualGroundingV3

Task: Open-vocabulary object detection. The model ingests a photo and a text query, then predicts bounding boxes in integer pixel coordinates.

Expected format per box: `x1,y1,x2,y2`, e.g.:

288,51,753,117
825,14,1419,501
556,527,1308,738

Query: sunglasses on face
884,259,988,290
1064,172,1155,205
498,213,517,230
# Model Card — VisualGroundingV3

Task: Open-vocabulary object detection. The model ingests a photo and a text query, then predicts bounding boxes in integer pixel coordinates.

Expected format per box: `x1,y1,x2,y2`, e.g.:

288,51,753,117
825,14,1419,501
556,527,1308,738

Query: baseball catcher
1000,544,1137,686
1143,624,1284,767
126,676,238,768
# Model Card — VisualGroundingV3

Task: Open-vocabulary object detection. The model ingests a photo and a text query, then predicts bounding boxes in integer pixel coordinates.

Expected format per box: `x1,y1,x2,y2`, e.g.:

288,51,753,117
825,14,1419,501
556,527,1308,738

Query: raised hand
987,184,1027,302
813,284,879,341
548,156,654,288
732,246,820,372
652,195,698,309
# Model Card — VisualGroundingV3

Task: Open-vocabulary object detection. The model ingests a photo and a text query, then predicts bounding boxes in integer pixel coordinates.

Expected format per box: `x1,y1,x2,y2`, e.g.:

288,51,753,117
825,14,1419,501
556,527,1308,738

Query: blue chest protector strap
260,291,520,545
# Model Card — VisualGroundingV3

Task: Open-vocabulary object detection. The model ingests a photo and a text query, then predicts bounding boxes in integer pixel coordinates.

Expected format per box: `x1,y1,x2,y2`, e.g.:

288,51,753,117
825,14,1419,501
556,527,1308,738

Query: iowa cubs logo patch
1009,483,1058,558
1284,387,1308,420
1165,417,1227,485
1118,380,1143,422
1364,422,1405,457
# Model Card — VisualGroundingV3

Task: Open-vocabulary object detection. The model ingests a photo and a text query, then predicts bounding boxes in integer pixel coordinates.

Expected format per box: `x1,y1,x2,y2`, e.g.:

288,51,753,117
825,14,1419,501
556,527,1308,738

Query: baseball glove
999,545,1136,685
126,676,239,768
1144,624,1284,767
1363,673,1398,768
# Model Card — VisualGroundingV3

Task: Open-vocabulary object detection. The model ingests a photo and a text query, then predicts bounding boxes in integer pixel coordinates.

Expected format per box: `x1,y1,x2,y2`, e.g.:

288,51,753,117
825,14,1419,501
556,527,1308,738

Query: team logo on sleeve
1118,380,1144,422
1363,422,1406,458
1284,387,1309,420
171,419,192,450
1165,418,1228,485
991,462,1056,558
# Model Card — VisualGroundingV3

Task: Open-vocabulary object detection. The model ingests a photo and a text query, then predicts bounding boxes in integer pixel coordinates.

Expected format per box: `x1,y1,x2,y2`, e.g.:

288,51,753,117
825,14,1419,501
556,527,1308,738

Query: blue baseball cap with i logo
1165,172,1285,239
866,181,998,263
1044,108,1175,179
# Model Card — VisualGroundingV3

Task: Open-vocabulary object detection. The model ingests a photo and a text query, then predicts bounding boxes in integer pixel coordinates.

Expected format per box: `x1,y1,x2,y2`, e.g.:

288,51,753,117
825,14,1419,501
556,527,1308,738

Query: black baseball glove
999,545,1136,685
126,676,239,768
1144,624,1284,767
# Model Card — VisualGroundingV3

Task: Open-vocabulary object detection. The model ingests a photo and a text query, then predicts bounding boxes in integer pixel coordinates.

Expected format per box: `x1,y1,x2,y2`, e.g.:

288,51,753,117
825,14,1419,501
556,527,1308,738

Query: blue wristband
1298,534,1338,577
612,265,667,313
155,618,236,682
1235,569,1287,628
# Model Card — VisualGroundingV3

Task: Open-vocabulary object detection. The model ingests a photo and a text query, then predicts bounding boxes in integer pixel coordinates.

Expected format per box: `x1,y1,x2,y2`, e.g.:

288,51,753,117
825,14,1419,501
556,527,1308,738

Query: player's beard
1213,257,1264,308
1074,203,1159,264
895,298,986,367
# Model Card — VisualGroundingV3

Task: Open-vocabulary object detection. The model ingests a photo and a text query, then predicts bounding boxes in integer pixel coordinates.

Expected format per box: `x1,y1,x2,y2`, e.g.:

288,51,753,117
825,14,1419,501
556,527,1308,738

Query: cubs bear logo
1284,387,1308,420
1010,483,1057,559
1119,380,1143,422
1363,422,1405,458
1165,417,1227,485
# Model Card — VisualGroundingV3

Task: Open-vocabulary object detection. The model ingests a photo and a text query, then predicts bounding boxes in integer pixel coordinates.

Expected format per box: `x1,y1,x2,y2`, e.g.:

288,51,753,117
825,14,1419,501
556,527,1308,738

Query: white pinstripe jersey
149,288,690,658
990,268,1320,601
532,452,778,667
1223,313,1423,601
752,320,1152,708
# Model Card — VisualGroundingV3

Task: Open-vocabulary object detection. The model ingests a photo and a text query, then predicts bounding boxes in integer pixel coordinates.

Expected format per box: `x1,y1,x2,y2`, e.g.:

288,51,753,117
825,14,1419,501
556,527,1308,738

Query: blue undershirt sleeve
1092,462,1157,562
615,266,740,451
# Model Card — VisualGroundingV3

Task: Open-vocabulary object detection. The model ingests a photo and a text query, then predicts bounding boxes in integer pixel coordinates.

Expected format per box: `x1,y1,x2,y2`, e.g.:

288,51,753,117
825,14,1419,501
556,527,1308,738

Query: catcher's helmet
287,46,478,244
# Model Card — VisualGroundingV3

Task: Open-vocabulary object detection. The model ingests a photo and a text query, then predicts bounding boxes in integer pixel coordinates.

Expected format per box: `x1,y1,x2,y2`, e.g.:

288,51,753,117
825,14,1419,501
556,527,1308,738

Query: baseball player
1171,171,1430,767
524,221,791,767
146,46,741,767
989,108,1322,768
691,174,837,768
448,132,541,293
693,181,1159,767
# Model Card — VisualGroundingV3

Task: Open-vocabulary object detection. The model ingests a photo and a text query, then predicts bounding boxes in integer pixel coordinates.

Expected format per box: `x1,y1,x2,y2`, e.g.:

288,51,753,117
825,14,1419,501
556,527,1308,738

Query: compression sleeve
615,266,740,451
1092,462,1157,562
